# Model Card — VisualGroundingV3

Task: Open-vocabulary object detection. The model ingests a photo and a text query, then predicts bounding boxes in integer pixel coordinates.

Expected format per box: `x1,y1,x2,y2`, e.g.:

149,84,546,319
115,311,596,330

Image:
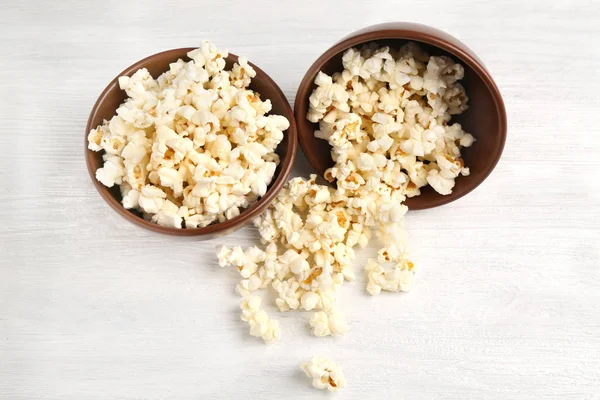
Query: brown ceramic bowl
86,48,297,238
295,22,507,210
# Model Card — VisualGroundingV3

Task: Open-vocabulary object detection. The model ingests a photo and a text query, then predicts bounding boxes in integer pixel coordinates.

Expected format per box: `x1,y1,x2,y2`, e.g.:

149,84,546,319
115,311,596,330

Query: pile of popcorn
87,41,289,229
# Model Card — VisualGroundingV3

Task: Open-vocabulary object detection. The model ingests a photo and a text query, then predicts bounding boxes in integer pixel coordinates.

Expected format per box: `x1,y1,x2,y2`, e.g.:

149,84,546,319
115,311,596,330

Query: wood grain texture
1,0,599,398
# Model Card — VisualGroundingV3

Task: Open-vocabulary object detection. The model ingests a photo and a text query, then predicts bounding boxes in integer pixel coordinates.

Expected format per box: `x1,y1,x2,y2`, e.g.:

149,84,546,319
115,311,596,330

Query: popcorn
121,189,140,209
309,310,349,337
215,176,365,339
121,138,150,166
151,200,183,228
87,127,105,152
95,155,124,187
308,42,473,198
304,43,473,298
365,258,415,295
88,41,289,228
426,169,455,195
460,133,475,147
230,56,256,88
423,56,458,95
240,296,281,344
158,167,184,197
301,357,346,392
138,185,167,214
300,291,320,311
272,278,302,311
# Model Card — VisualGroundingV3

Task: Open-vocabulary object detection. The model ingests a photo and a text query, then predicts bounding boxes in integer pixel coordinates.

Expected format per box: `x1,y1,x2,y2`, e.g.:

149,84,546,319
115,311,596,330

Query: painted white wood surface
1,0,599,398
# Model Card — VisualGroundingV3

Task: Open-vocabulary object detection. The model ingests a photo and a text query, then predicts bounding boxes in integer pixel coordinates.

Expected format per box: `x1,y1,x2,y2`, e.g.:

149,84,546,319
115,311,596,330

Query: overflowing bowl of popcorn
295,22,507,210
86,42,297,238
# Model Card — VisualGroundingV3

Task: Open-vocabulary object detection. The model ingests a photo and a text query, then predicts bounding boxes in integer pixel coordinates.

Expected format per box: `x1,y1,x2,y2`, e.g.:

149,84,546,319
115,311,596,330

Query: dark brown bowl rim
294,22,507,210
85,48,297,236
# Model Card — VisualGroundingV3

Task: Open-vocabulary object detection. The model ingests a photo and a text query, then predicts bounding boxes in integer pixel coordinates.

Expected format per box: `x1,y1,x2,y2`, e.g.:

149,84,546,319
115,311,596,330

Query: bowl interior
295,37,505,210
86,49,296,237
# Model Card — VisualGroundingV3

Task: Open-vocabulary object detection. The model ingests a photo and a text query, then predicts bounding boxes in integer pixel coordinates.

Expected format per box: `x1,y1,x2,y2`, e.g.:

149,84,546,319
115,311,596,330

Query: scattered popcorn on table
217,175,369,337
88,41,289,228
216,173,417,341
301,357,346,392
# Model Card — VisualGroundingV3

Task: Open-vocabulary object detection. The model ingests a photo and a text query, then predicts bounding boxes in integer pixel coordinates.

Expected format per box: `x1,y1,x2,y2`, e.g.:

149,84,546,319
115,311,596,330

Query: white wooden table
1,1,599,398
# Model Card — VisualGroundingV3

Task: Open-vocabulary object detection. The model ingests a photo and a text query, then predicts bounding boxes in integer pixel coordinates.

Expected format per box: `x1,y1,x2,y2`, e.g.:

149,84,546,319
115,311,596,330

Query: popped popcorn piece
121,189,140,209
240,296,281,344
95,155,125,187
309,310,349,337
301,357,346,392
88,41,289,228
300,291,320,311
151,199,183,228
426,169,455,195
365,258,415,295
138,185,166,214
460,133,475,147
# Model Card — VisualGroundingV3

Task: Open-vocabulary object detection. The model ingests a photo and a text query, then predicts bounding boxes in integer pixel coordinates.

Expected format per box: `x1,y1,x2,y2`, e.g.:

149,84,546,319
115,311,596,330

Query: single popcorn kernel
301,357,346,392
